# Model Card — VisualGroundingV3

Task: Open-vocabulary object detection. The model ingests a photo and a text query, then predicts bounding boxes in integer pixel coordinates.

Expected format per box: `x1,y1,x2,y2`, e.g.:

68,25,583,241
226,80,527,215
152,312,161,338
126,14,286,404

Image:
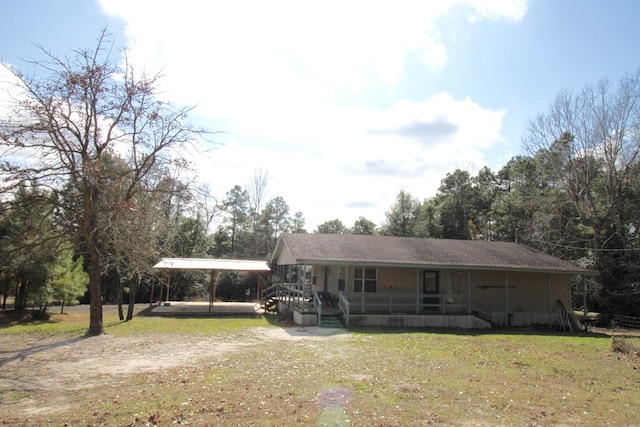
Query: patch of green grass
1,307,278,337
0,311,89,336
105,314,276,336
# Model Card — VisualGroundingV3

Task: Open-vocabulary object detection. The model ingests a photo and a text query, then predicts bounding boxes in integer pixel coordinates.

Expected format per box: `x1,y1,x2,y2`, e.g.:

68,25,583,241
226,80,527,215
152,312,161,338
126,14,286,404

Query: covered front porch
266,263,581,330
267,283,491,328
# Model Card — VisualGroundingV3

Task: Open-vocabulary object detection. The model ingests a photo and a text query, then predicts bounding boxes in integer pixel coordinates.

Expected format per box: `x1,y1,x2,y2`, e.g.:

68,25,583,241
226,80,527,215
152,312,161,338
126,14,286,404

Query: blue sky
1,0,639,230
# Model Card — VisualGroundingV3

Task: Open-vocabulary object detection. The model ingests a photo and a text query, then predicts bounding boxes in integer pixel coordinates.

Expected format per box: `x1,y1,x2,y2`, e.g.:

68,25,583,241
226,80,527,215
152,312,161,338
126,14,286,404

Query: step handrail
312,291,323,326
470,295,504,325
338,291,350,326
261,282,280,297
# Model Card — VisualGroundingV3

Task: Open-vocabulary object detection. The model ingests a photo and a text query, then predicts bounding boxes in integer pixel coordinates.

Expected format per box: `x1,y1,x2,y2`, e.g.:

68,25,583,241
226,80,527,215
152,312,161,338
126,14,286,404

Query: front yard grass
1,308,639,426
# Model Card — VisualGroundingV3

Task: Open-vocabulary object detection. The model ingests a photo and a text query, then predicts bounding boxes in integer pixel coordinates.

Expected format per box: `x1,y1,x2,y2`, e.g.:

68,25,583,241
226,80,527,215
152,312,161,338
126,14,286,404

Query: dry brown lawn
1,305,639,426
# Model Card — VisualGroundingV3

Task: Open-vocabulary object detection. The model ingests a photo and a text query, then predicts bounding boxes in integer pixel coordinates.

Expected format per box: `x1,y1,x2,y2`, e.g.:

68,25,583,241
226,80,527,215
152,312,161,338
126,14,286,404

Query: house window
354,267,377,293
338,267,346,292
423,271,439,292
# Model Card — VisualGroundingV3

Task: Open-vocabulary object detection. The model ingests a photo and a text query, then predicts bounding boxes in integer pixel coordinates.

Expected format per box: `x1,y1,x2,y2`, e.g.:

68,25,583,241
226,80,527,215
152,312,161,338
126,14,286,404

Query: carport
152,258,271,312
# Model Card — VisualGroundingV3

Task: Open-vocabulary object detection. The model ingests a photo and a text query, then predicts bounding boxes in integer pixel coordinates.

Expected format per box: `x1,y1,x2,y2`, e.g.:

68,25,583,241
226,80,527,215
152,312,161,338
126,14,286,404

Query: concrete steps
321,315,345,328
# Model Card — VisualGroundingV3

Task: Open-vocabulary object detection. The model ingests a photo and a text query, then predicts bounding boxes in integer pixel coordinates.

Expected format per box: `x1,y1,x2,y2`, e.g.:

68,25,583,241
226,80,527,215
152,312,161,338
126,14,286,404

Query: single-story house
267,233,594,329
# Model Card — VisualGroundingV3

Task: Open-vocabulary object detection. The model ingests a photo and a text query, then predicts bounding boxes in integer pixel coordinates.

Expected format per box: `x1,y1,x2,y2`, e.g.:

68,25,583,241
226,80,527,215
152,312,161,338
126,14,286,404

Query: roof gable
273,234,592,275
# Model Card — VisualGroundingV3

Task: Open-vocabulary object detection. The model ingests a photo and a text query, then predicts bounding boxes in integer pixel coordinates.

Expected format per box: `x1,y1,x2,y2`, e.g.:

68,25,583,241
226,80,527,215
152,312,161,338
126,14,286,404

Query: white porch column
504,271,509,327
415,268,420,313
547,273,552,328
467,271,472,314
359,267,365,313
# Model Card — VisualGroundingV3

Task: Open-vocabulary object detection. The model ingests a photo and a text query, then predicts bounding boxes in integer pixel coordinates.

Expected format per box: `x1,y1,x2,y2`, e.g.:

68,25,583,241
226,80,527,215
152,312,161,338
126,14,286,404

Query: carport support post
209,270,217,313
257,273,262,305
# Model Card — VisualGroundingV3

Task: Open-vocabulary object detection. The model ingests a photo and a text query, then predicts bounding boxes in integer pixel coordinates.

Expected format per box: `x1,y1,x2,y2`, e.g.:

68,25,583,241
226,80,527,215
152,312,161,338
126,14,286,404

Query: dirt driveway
0,307,349,418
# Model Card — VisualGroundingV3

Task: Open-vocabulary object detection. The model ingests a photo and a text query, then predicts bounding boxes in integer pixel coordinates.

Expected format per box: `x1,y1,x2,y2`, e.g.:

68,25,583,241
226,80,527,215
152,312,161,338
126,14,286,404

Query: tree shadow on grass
0,335,88,367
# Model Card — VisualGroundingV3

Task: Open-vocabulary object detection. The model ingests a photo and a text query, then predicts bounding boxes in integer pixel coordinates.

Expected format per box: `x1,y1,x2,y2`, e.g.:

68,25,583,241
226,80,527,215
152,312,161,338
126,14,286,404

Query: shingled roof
273,233,592,275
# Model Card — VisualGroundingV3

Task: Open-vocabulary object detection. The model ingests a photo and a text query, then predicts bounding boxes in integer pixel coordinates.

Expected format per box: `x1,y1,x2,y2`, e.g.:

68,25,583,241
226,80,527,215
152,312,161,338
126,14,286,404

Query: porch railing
273,282,504,326
470,295,505,325
338,292,350,326
276,282,314,312
339,292,470,314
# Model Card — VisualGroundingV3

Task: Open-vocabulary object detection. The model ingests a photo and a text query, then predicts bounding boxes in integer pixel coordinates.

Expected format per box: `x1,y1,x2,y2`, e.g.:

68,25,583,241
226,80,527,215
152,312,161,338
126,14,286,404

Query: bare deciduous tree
523,71,640,267
0,30,209,335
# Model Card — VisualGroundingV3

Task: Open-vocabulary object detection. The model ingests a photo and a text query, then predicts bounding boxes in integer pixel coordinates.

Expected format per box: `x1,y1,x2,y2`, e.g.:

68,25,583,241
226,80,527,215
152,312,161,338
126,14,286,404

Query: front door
423,270,440,311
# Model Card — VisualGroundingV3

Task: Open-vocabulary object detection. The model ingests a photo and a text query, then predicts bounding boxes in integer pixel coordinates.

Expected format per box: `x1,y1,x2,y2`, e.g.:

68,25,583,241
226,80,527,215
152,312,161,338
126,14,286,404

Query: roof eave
283,258,594,276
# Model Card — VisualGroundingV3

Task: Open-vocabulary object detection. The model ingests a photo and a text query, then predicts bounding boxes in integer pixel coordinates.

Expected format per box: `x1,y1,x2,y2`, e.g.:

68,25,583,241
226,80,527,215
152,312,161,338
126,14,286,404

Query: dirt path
0,324,349,417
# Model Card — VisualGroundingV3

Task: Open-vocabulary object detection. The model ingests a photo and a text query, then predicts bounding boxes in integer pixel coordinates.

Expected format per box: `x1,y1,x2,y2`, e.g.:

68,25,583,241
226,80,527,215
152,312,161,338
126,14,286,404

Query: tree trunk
2,273,8,309
86,191,104,335
126,273,140,321
15,276,28,312
116,260,124,321
87,243,103,335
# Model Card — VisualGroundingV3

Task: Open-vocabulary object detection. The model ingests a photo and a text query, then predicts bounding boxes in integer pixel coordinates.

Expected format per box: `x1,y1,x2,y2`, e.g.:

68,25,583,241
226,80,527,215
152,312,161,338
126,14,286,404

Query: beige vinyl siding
376,267,417,292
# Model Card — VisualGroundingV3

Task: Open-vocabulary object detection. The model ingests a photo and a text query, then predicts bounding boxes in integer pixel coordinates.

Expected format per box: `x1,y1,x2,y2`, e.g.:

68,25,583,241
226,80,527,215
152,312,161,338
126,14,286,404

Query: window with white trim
353,267,377,293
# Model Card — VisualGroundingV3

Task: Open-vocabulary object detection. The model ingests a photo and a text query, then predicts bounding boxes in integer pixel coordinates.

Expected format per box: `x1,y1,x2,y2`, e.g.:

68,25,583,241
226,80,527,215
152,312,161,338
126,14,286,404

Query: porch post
547,273,552,329
257,273,262,305
504,271,509,327
360,268,365,313
467,271,472,314
415,268,420,314
299,264,304,311
323,267,329,293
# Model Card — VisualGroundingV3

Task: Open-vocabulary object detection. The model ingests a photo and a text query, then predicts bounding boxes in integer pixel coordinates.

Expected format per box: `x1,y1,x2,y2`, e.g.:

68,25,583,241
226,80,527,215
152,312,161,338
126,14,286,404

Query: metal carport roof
152,258,271,311
153,258,270,271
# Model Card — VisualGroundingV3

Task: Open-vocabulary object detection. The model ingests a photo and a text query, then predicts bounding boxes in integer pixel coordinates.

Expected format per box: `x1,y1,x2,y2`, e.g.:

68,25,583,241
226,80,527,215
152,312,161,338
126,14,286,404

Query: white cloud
187,91,504,230
465,0,528,22
98,0,523,230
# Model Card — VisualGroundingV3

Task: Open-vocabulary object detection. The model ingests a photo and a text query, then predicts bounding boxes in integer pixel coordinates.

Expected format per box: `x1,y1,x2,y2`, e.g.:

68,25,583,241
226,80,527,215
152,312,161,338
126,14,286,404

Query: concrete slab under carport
150,301,263,317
